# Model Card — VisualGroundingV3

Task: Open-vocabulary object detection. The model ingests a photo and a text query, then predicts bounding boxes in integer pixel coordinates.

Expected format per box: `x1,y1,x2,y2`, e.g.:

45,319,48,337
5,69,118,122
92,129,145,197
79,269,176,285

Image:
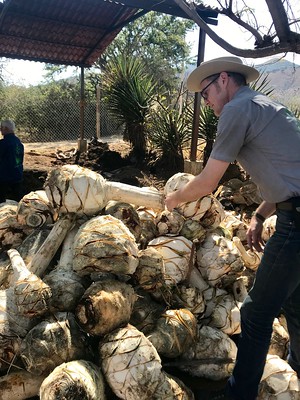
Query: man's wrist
254,212,265,223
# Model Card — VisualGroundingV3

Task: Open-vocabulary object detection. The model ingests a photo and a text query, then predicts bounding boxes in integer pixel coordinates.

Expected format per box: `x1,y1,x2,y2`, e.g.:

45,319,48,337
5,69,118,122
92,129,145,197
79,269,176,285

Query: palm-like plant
148,91,193,172
103,55,157,160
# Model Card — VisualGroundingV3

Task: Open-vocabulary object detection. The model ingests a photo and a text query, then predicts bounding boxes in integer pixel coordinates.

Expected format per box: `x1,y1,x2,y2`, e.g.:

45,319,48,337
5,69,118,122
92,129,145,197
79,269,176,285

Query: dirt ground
24,139,128,171
23,138,169,195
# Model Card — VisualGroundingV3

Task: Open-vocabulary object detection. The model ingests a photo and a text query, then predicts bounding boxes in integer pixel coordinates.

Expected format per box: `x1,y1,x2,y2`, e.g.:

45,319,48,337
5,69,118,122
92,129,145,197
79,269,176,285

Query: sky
2,1,300,86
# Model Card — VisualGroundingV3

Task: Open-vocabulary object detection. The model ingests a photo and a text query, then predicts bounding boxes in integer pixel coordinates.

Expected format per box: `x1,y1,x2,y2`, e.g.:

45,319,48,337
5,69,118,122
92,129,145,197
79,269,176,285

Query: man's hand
165,191,180,212
247,215,265,252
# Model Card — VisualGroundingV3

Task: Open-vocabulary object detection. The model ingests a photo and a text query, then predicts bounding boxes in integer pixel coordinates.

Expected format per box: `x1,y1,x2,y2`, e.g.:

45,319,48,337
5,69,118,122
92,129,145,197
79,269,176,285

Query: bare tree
174,0,300,58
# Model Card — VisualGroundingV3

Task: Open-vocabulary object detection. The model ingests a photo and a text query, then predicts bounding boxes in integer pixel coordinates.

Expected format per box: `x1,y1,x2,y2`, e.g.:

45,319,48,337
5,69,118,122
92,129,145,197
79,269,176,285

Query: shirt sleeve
210,104,251,162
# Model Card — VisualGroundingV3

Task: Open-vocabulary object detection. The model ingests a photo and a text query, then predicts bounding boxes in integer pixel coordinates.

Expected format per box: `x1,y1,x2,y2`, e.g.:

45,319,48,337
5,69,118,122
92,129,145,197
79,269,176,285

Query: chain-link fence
1,96,124,143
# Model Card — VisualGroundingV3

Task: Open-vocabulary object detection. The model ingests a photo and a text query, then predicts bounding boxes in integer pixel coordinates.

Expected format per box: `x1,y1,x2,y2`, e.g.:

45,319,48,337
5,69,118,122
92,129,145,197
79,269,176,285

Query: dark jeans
0,181,24,203
227,209,300,400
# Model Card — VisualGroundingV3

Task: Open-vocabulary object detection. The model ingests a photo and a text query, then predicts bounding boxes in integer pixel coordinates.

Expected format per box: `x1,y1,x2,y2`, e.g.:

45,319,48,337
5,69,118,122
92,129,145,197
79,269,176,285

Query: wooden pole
189,28,206,162
78,66,87,153
96,85,101,139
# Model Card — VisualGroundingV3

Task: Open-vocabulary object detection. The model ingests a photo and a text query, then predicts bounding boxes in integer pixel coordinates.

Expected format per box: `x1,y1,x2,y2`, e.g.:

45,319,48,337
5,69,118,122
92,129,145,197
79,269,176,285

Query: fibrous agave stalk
27,213,75,277
44,164,164,215
39,360,107,400
1,226,52,289
0,251,43,371
43,225,88,312
73,214,139,277
8,249,52,317
148,236,193,285
233,236,261,271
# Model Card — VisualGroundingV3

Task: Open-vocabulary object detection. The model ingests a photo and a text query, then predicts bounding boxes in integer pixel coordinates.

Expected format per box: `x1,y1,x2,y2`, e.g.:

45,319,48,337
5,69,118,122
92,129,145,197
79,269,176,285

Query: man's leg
227,210,300,400
283,283,300,377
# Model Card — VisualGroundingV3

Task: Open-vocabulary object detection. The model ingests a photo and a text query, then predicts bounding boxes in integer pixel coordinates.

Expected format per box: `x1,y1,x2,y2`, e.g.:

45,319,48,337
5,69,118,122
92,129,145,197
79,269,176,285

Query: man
165,56,300,400
0,119,24,203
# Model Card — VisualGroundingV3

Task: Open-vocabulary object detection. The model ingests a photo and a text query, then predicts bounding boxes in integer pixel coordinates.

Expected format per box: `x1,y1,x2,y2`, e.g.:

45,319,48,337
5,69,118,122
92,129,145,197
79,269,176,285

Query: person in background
165,56,300,400
0,119,24,203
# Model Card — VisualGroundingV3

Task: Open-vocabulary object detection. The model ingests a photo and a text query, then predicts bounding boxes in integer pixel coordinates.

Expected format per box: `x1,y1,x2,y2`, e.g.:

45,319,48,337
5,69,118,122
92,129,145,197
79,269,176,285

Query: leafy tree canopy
95,12,195,91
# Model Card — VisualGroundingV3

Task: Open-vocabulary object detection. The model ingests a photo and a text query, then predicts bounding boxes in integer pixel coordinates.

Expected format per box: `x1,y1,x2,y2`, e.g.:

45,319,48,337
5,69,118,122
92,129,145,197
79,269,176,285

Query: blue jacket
0,133,24,183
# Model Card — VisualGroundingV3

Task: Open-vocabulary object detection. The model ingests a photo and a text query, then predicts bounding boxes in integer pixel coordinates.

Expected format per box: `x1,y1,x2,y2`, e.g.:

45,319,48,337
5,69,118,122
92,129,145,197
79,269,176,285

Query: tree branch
173,0,300,58
265,0,291,41
219,7,263,45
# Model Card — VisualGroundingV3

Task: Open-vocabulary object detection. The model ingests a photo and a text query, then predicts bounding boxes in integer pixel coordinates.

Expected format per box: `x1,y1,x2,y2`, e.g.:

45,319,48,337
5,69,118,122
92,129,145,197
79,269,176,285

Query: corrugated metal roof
0,0,141,66
0,0,218,67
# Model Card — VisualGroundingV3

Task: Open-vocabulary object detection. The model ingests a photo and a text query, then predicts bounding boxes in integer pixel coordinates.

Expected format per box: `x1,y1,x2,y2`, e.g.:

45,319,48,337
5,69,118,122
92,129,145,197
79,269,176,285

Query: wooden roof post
190,27,206,162
78,66,87,153
184,27,206,175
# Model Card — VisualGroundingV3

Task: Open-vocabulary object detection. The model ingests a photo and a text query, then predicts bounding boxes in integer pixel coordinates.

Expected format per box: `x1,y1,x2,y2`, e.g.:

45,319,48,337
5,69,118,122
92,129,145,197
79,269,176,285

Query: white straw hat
187,56,259,92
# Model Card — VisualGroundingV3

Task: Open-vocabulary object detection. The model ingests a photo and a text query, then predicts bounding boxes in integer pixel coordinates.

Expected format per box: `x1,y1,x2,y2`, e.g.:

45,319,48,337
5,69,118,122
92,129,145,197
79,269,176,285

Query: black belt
276,197,300,211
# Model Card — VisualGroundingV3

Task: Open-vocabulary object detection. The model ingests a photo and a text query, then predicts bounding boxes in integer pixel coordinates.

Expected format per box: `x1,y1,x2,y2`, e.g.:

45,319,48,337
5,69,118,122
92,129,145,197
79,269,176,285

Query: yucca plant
103,55,157,160
148,90,193,172
198,106,218,167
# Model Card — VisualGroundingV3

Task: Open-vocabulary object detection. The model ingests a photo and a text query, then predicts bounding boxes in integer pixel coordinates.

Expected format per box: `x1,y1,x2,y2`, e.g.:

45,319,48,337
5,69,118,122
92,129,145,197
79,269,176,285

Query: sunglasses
200,74,220,100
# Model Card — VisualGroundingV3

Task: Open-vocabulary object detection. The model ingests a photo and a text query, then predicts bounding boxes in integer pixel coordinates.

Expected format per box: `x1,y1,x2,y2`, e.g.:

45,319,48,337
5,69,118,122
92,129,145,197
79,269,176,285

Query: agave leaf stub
44,165,107,215
73,215,139,276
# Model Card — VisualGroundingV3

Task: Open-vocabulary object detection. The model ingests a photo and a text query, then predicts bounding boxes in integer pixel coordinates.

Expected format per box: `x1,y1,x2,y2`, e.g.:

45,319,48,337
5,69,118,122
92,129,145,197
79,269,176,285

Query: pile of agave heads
0,164,298,400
